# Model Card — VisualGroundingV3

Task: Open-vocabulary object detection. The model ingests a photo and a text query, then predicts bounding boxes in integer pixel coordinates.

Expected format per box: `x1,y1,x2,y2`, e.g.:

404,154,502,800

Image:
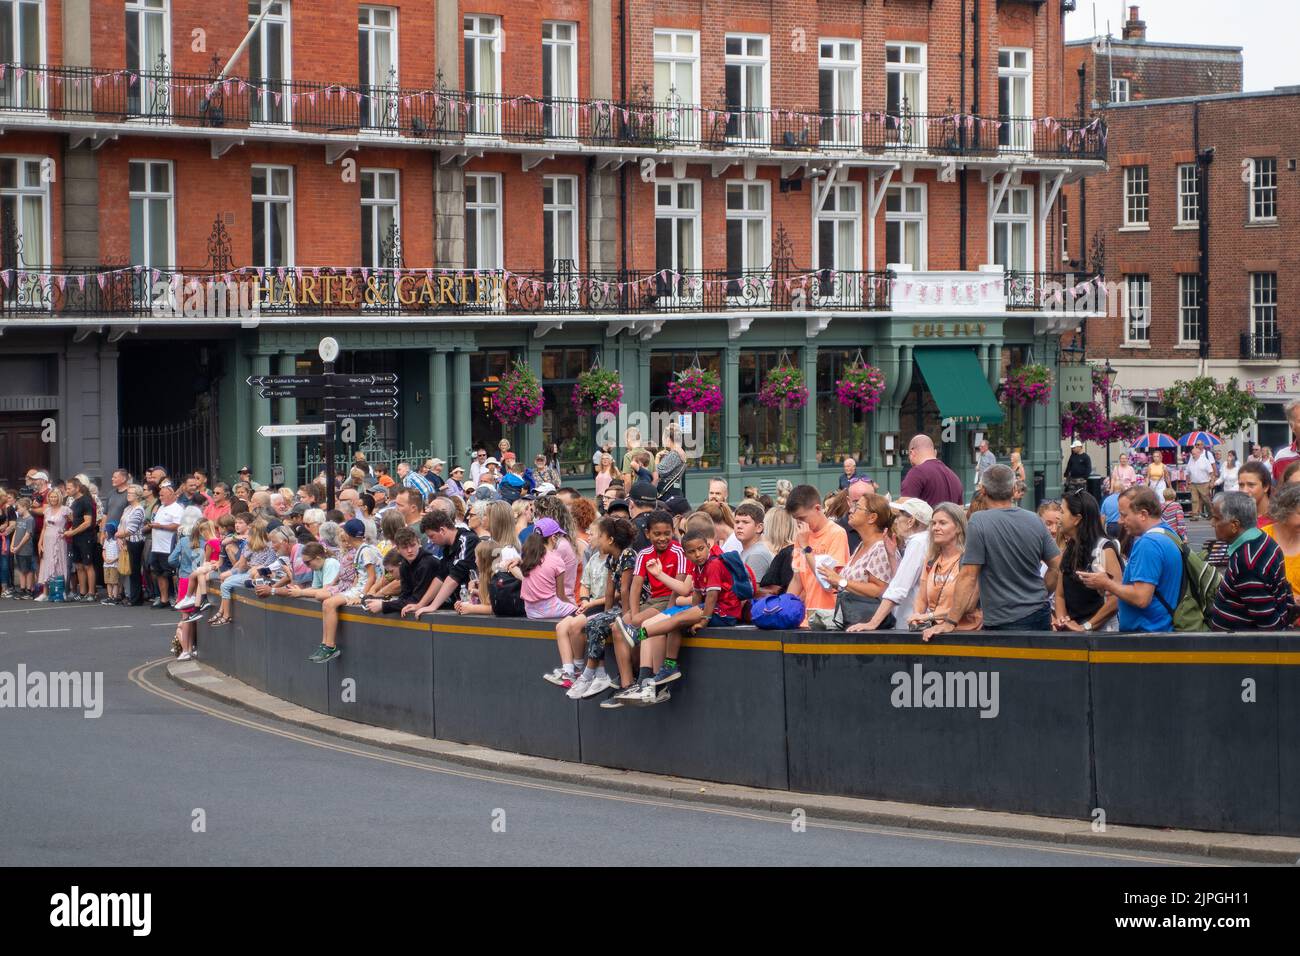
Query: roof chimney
1122,5,1147,41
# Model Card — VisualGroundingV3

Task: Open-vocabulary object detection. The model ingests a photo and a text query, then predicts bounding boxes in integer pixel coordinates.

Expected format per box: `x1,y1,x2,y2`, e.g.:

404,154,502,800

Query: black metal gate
118,394,217,481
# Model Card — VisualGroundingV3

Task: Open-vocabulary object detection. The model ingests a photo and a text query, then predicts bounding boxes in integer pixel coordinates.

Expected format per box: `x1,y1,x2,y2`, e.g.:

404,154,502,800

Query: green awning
913,347,1005,425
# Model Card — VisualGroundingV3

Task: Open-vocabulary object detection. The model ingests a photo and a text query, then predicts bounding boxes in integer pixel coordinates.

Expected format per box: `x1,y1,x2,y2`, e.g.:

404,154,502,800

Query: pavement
1,599,1295,866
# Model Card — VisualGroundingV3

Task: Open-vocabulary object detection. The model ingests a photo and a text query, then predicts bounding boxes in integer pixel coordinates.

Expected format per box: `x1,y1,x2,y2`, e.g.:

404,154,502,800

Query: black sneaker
150,599,164,609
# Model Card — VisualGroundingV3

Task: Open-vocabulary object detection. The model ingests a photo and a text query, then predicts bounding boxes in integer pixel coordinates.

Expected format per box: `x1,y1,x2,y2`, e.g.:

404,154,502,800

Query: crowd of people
4,402,1300,706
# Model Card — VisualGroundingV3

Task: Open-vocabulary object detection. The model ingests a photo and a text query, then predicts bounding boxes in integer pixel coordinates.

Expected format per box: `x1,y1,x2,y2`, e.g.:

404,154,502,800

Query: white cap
1071,439,1084,448
890,496,934,526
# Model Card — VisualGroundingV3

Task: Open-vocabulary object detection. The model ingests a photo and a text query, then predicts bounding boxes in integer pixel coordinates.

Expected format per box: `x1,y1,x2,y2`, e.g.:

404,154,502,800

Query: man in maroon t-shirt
899,435,964,508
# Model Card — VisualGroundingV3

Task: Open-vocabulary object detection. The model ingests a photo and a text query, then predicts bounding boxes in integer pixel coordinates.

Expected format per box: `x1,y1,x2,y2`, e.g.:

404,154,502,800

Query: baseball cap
534,517,564,538
32,471,49,482
534,482,557,496
290,503,309,517
630,481,659,506
1071,439,1084,448
474,485,501,502
237,465,252,473
662,496,692,517
430,458,445,468
342,518,367,539
890,496,933,526
484,457,500,467
605,499,631,515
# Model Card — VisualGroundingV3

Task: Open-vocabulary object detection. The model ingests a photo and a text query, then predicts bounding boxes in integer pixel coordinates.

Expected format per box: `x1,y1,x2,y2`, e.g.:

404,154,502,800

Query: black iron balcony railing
1241,330,1282,361
1005,271,1108,311
0,62,1107,161
0,263,894,319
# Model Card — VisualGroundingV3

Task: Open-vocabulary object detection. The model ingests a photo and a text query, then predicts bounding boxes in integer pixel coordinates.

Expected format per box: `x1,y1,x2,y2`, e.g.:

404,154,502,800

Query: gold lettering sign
250,274,512,308
911,322,990,338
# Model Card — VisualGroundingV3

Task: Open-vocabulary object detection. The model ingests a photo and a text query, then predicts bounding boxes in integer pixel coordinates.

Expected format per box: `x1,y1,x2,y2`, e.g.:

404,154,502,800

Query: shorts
661,603,696,618
642,596,672,614
707,613,738,628
176,578,190,603
71,536,97,565
583,609,621,660
525,596,579,620
148,551,173,577
15,554,35,574
104,566,120,585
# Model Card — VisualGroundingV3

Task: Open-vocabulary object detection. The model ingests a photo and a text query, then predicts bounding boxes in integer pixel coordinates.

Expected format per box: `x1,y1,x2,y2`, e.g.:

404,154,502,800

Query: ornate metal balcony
0,63,1107,161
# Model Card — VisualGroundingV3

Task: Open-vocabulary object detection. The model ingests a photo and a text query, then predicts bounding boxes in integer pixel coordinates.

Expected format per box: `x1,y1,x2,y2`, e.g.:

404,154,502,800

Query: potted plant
1000,364,1053,407
572,366,623,416
757,363,809,411
835,361,887,413
668,364,723,414
492,360,545,426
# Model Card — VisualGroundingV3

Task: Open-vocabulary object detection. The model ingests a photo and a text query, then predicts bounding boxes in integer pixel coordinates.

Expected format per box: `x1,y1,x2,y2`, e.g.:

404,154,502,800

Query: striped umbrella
1131,432,1179,451
1178,430,1222,447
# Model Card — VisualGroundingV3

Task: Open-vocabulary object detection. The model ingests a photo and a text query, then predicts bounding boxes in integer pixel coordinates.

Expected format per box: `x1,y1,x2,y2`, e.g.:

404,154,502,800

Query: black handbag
831,589,895,630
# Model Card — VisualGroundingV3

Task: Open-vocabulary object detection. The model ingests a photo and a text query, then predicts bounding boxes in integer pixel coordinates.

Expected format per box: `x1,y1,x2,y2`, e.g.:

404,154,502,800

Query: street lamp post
1103,358,1115,477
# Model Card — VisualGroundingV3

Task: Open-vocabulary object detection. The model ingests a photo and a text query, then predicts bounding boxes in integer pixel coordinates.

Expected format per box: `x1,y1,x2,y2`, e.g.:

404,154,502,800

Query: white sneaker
176,651,194,661
638,680,657,705
584,673,614,698
34,593,48,602
566,674,593,699
174,594,198,610
542,667,569,687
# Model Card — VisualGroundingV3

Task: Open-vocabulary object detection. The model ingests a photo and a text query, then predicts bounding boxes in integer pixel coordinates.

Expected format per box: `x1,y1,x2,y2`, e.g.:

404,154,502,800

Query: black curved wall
197,593,1300,836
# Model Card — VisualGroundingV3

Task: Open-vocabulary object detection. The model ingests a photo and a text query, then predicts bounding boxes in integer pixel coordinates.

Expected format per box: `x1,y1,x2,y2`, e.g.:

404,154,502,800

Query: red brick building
0,0,1104,500
1060,6,1298,454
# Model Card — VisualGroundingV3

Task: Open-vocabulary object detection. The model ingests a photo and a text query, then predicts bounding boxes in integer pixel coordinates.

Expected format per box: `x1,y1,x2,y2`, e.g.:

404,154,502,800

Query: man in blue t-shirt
1100,490,1121,538
1077,487,1182,632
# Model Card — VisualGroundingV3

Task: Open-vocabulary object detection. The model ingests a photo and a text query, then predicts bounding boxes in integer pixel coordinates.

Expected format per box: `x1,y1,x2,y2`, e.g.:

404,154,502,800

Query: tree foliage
1161,376,1261,438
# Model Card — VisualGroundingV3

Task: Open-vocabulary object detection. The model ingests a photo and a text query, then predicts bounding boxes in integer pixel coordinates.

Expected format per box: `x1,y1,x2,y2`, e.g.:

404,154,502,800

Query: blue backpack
750,593,804,630
715,551,757,603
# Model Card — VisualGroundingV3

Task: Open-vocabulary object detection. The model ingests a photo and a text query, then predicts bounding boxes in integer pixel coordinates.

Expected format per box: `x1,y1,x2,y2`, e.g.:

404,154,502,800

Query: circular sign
318,336,340,363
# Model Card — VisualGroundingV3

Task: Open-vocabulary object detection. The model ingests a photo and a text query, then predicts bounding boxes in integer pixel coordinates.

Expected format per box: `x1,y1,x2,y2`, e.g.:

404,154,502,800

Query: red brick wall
1066,93,1299,361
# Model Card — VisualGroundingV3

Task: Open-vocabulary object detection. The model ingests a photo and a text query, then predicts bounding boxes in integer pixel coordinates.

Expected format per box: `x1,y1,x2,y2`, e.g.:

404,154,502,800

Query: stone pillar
435,165,465,269
800,344,818,477
452,350,471,469
524,340,544,459
277,353,298,487
1025,336,1063,506
250,354,272,486
723,345,740,478
429,349,450,459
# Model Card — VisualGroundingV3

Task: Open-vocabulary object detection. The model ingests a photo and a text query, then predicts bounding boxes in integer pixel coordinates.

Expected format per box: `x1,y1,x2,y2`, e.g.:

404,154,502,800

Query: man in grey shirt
974,440,997,488
103,468,130,526
925,464,1061,635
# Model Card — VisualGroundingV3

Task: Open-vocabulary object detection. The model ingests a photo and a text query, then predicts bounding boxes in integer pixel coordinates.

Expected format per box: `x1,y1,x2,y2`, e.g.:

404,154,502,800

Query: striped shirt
1210,530,1294,632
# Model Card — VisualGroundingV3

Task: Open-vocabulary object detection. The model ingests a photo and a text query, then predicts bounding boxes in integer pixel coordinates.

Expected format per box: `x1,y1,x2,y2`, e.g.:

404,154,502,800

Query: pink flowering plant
834,363,887,413
757,364,809,410
1060,365,1144,444
572,367,623,416
1000,364,1053,407
668,365,723,414
492,360,545,426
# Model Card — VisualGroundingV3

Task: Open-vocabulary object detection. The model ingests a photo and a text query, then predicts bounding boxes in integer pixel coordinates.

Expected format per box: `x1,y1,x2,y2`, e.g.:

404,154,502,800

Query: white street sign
257,423,327,437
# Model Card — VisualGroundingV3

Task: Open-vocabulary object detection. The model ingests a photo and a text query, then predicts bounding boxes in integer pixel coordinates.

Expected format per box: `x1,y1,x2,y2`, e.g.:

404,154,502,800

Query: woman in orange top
909,502,982,641
1266,483,1300,601
1146,450,1167,498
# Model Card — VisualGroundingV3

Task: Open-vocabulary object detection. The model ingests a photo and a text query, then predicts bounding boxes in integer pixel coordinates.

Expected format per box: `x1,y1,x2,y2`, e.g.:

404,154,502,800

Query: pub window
125,0,170,118
464,14,502,134
738,350,799,468
128,159,173,272
649,351,721,470
358,6,398,129
724,34,769,144
541,21,578,137
466,172,502,270
470,349,516,452
885,184,926,271
0,0,45,110
541,347,595,478
248,1,290,124
0,155,50,269
816,350,869,467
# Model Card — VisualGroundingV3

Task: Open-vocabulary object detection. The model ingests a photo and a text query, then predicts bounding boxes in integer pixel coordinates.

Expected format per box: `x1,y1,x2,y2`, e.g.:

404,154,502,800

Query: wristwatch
1083,620,1094,632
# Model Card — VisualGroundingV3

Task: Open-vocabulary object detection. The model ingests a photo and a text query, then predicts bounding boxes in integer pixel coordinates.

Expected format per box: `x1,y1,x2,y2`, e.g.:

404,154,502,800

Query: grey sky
1066,0,1299,93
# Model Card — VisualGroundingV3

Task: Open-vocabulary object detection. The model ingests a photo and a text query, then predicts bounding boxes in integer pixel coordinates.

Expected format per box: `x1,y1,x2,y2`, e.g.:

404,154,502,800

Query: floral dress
37,505,70,585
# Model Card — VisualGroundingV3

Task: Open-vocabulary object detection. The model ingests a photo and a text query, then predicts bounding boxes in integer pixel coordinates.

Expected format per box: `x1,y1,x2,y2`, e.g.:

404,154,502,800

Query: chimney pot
1122,5,1147,41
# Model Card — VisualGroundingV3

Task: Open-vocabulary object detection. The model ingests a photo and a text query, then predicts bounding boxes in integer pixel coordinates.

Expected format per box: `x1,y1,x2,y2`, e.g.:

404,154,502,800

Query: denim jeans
984,605,1053,632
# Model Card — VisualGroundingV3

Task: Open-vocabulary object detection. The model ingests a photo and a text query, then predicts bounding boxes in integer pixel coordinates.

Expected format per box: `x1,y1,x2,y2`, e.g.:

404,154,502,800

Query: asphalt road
0,601,1227,867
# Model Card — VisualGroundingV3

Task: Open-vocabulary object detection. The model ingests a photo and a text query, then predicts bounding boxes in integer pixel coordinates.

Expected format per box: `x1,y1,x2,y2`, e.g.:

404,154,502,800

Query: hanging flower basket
757,364,809,410
572,367,623,416
668,365,723,414
1000,364,1053,407
1061,404,1144,446
834,363,887,413
492,360,545,426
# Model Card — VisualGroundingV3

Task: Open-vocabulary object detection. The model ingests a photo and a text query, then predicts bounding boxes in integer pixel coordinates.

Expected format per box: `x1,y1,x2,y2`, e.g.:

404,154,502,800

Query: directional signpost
247,337,400,510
